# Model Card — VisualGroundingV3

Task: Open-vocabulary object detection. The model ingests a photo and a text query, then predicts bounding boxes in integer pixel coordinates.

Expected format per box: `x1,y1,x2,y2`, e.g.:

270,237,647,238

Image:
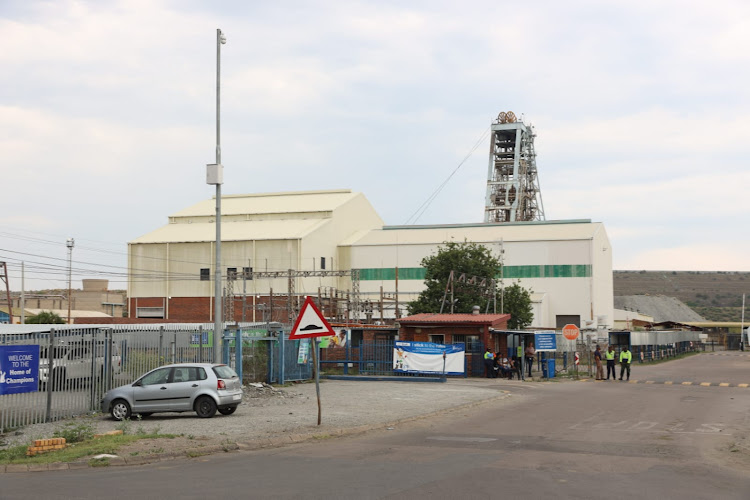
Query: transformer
484,111,545,223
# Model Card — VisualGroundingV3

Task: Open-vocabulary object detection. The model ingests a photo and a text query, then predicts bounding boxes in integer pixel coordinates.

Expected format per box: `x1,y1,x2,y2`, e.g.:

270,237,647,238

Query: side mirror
132,380,142,387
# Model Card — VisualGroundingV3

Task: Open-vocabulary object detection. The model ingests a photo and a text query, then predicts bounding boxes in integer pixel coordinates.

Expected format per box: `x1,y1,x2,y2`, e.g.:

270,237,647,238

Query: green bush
53,422,95,443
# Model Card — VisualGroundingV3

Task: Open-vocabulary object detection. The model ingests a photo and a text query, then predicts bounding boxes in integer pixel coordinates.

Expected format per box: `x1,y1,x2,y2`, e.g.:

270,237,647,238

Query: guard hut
398,312,510,377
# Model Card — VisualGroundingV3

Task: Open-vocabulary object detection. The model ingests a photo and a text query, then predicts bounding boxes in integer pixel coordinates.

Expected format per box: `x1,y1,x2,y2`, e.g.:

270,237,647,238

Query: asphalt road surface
3,352,749,500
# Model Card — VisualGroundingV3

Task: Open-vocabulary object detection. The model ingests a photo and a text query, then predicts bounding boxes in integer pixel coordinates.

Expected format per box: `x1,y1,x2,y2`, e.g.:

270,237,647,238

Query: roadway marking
578,379,749,387
427,436,497,443
570,415,728,435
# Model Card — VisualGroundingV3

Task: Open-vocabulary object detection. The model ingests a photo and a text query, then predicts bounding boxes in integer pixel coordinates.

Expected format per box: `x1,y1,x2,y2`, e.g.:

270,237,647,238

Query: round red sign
562,324,580,340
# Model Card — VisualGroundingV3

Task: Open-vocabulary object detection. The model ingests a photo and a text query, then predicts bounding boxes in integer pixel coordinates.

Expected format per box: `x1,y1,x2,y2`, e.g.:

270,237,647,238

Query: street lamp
207,28,226,363
66,238,74,324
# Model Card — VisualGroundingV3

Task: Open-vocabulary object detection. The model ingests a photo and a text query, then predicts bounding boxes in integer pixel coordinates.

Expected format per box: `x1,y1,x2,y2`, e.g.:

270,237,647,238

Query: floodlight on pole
207,28,226,363
66,238,74,324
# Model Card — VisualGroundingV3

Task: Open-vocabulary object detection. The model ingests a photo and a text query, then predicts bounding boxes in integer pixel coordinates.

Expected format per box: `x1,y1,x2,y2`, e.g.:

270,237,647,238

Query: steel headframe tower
484,111,545,223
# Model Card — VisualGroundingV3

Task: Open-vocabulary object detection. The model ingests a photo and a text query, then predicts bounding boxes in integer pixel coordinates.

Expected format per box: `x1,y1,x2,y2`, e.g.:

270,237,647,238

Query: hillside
614,271,750,322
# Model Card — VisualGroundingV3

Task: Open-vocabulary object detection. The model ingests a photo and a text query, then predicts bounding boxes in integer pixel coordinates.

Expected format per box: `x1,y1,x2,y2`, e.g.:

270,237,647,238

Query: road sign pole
312,338,321,425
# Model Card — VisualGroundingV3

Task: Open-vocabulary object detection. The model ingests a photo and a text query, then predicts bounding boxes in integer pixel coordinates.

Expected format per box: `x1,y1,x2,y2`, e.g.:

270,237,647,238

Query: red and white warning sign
288,296,335,340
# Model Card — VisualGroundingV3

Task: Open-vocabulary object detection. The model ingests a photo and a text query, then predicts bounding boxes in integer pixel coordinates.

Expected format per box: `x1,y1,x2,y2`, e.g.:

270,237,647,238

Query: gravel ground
0,379,512,456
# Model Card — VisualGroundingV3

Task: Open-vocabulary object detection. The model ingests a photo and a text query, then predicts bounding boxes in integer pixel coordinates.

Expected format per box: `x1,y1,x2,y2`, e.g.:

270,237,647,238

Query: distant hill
614,271,750,322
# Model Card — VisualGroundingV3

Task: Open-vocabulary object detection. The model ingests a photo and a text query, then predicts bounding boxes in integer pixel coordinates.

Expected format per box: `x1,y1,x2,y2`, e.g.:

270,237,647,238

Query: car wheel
195,396,217,418
111,399,132,421
218,406,237,416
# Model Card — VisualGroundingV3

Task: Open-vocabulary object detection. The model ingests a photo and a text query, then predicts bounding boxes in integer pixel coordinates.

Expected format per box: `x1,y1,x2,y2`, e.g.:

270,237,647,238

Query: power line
404,125,491,225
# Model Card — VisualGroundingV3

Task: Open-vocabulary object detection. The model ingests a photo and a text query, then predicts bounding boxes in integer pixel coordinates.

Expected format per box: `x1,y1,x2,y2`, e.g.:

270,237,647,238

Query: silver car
101,363,242,420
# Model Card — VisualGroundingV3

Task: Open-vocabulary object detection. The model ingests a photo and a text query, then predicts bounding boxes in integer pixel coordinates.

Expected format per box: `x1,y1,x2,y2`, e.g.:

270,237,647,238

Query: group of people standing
593,344,633,381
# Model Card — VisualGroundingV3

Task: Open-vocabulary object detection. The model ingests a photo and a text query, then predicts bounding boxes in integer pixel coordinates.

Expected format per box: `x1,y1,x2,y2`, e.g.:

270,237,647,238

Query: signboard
393,341,465,375
534,331,557,352
289,296,335,340
190,331,212,346
297,339,310,364
0,345,40,395
562,324,580,340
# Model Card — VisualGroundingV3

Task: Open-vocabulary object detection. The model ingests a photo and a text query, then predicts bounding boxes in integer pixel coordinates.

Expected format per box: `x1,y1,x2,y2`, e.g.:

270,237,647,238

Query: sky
1,0,749,292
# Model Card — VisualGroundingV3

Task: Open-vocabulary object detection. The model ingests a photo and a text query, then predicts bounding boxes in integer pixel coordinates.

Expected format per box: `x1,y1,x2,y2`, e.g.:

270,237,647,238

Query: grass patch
0,432,179,465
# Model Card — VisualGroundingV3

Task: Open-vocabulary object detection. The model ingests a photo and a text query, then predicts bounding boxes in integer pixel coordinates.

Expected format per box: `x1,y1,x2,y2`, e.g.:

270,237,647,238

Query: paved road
2,352,749,499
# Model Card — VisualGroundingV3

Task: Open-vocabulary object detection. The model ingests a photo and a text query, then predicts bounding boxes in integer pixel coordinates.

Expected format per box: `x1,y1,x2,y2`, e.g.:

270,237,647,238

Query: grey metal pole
213,28,226,364
45,328,54,422
66,238,74,324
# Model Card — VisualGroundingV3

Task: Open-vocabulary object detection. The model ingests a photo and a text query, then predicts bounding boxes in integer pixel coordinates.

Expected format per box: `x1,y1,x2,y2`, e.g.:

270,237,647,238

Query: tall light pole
207,29,226,363
66,238,74,324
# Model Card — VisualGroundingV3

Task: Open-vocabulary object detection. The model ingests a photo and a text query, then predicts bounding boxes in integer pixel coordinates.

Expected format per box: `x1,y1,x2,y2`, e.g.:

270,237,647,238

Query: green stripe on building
358,265,591,280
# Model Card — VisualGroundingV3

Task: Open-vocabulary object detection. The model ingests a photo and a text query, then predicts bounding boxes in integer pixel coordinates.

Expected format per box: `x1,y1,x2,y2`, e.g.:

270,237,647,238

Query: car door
167,367,204,411
131,367,173,412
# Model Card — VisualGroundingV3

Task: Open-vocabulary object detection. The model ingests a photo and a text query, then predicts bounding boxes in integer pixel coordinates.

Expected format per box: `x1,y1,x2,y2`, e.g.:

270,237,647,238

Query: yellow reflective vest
619,350,632,363
605,350,616,360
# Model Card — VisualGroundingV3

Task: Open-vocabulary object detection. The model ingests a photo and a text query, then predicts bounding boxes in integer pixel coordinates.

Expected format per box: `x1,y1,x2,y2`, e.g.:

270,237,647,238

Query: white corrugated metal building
128,189,613,328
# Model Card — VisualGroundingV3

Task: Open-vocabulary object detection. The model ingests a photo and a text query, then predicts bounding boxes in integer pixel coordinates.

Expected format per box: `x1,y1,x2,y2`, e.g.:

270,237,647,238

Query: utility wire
403,125,490,225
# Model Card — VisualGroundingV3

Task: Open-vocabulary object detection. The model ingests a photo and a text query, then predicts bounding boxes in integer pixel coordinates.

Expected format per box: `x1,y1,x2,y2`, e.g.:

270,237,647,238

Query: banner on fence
0,344,40,395
393,341,465,375
534,331,557,352
297,339,310,364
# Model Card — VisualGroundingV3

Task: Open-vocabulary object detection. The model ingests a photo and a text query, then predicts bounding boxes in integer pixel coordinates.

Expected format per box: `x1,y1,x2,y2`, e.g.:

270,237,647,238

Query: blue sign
534,332,557,352
393,341,465,375
0,345,40,395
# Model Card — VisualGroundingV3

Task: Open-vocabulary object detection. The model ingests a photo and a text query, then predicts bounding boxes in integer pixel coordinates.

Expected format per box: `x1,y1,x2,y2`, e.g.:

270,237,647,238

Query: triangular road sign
289,296,335,340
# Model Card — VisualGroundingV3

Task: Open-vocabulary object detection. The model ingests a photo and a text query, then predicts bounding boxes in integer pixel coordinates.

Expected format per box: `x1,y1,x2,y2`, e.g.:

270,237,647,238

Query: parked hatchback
101,363,242,420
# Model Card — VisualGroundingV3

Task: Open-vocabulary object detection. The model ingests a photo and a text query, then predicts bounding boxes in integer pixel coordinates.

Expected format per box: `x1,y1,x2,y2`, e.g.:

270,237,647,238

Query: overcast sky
1,0,749,292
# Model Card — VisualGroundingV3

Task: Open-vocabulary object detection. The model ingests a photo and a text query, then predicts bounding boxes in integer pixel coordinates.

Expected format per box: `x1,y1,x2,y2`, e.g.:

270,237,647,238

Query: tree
25,311,66,324
407,240,502,315
503,281,533,329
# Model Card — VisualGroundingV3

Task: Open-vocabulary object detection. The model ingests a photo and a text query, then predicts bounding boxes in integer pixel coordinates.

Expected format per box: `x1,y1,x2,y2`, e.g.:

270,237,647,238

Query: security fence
0,322,306,432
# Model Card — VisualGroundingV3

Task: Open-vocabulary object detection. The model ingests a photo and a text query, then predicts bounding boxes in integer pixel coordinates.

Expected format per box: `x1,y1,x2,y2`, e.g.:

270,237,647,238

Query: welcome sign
393,341,465,375
0,345,40,395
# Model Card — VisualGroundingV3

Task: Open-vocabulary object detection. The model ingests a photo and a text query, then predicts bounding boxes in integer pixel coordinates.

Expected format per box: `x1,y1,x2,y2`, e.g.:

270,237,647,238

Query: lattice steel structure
484,111,545,223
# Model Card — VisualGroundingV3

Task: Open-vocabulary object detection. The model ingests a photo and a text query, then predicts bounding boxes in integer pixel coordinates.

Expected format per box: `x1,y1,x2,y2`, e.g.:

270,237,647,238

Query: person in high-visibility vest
484,348,495,378
619,346,633,381
605,345,616,380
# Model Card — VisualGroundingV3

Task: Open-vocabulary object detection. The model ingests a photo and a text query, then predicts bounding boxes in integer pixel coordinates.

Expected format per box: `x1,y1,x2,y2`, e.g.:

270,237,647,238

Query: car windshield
212,365,238,379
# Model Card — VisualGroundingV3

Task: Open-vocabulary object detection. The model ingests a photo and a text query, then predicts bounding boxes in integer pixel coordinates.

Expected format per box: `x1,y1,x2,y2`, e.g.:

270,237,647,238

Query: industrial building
127,112,613,330
127,189,613,330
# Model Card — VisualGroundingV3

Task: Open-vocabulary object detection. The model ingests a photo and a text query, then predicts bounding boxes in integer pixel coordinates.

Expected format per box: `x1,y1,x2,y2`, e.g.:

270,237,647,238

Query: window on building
200,268,210,281
136,307,165,319
243,267,253,280
320,257,326,270
429,334,444,344
227,267,237,280
453,334,481,350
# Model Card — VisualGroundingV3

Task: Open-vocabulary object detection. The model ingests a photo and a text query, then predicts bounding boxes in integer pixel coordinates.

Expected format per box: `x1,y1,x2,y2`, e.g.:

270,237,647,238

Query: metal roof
170,189,358,218
398,313,510,325
340,220,606,246
130,218,329,244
